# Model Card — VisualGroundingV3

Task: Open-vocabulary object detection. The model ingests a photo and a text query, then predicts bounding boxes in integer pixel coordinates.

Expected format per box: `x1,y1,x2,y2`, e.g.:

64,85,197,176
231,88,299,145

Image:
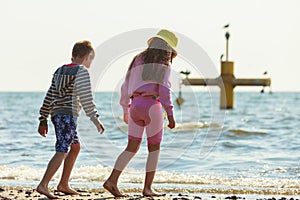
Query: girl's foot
57,184,80,195
142,188,165,197
103,180,128,197
36,185,59,199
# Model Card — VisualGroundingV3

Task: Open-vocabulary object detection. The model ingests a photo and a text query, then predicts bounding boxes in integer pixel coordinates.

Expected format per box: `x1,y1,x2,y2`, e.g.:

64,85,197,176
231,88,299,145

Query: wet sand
0,186,299,200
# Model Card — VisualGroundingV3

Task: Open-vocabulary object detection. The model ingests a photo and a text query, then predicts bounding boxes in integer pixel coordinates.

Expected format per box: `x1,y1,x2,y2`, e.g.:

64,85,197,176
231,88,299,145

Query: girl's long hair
140,38,177,83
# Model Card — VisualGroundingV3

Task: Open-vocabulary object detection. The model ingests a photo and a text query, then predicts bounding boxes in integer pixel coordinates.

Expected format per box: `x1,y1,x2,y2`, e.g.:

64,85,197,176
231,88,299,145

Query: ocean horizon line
0,90,299,93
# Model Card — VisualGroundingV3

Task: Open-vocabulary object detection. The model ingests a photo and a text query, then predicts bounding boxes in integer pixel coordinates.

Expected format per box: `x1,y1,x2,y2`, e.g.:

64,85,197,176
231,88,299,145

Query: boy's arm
38,79,55,136
39,79,55,122
76,68,102,128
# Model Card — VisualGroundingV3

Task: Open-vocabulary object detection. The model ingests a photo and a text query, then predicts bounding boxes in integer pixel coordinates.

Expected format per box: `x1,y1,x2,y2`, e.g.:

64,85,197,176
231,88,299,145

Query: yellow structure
181,28,271,109
183,61,271,109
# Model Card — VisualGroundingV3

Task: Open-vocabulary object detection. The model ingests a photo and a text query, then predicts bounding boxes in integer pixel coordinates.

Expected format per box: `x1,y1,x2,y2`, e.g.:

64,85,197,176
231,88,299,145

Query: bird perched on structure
220,54,224,62
180,70,191,79
223,24,230,29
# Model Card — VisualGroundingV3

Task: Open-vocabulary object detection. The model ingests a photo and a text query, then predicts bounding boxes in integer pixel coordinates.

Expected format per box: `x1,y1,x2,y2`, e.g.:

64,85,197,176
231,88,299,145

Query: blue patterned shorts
51,114,79,153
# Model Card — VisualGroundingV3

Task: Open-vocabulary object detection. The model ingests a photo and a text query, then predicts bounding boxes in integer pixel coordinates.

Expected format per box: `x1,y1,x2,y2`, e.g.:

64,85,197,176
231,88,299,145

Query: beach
1,186,300,200
0,186,215,200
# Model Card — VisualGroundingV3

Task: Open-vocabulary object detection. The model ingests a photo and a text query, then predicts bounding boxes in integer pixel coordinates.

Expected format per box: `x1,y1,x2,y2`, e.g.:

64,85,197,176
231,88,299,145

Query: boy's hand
97,123,105,134
167,115,176,129
123,113,129,124
38,124,48,137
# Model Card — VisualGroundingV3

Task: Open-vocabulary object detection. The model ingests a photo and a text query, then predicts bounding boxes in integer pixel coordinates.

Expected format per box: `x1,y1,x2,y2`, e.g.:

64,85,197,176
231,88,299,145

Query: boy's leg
103,139,141,197
57,142,81,195
143,142,161,197
37,152,67,199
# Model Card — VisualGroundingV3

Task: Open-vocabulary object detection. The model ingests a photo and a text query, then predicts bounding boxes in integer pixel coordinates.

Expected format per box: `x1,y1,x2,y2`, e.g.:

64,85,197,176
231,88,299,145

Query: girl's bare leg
103,140,141,197
143,143,162,197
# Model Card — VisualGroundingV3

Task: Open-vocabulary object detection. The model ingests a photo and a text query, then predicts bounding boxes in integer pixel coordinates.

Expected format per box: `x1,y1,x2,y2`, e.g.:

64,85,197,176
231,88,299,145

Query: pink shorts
128,96,164,144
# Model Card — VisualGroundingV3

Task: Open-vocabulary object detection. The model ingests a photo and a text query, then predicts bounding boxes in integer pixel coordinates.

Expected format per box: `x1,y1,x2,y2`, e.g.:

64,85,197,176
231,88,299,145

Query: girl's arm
120,56,138,114
120,72,131,114
158,83,173,116
158,67,173,116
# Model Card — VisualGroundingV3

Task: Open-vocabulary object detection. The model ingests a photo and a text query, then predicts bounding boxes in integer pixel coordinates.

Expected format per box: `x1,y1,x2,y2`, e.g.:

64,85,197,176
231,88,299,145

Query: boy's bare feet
142,188,165,197
103,180,128,197
57,184,80,195
36,185,59,199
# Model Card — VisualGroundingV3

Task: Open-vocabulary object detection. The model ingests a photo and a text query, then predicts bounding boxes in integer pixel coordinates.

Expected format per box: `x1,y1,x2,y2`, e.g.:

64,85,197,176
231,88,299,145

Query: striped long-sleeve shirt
39,64,101,126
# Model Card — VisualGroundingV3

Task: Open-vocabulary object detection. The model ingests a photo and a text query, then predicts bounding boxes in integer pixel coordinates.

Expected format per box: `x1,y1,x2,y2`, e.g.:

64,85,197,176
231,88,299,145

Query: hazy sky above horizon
0,0,299,92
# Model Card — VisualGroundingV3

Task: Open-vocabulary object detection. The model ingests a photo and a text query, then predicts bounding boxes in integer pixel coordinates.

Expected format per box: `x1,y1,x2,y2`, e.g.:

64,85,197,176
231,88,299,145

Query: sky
0,0,299,92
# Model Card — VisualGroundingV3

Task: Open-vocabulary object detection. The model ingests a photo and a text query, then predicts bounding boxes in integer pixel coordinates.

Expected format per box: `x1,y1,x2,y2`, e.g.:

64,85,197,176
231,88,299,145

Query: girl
103,29,178,197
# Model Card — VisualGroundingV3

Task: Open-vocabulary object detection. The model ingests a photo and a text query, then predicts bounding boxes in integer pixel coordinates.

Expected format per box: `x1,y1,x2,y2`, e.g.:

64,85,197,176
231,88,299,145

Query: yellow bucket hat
148,29,178,51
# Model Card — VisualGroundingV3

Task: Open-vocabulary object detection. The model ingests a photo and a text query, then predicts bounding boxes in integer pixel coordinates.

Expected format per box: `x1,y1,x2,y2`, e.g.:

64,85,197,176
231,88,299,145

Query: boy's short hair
72,40,94,59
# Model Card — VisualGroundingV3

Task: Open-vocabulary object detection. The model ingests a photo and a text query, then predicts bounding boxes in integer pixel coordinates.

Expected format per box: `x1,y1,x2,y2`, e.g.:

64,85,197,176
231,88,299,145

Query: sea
0,91,299,198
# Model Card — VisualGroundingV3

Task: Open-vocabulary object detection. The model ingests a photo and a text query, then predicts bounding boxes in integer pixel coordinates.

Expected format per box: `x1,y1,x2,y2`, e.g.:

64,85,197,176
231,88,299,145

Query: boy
37,40,104,199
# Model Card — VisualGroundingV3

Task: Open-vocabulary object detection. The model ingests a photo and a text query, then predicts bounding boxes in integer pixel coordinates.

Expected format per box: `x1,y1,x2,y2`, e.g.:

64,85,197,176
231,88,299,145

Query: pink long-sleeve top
120,54,174,116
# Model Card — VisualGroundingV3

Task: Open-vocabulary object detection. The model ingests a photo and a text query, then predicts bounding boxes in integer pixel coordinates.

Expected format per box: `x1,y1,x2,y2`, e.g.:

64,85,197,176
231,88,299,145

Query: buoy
176,96,184,106
175,82,184,107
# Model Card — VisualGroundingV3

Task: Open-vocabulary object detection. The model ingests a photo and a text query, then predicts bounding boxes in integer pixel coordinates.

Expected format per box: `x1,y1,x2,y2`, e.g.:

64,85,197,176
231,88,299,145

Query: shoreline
0,186,299,200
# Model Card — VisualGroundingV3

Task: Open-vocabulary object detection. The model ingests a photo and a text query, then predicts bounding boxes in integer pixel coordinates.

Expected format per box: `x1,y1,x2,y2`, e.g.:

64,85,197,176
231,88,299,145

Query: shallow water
0,92,299,195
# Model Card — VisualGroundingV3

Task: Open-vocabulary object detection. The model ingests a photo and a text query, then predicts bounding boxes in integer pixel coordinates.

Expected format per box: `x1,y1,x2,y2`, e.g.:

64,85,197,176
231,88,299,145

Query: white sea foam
1,165,299,192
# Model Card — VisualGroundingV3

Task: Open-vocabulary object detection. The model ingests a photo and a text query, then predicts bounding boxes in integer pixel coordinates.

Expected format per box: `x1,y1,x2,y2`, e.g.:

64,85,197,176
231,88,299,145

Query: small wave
171,122,207,132
228,129,268,136
170,122,223,132
20,153,31,157
1,165,299,193
222,141,243,148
